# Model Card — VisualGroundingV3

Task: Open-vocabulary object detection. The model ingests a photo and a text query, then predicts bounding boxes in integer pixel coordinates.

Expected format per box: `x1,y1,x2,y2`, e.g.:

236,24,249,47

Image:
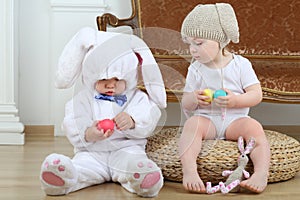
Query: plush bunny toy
40,27,167,197
206,136,255,194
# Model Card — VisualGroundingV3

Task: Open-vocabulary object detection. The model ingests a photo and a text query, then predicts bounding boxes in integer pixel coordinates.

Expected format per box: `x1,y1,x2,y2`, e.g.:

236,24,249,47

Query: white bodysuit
184,54,260,139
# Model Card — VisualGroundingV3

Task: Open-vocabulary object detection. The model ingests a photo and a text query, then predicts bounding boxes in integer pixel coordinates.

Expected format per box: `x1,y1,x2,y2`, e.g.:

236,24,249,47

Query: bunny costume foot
112,154,163,198
134,161,162,190
40,153,78,195
122,162,163,197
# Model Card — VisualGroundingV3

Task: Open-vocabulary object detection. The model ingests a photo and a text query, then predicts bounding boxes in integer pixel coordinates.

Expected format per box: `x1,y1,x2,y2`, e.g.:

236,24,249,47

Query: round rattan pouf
146,127,300,184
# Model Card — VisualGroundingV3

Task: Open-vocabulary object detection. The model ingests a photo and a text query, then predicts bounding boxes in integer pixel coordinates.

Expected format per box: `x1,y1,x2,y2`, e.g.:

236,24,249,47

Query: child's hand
193,90,211,107
214,88,237,108
84,121,114,142
114,112,135,131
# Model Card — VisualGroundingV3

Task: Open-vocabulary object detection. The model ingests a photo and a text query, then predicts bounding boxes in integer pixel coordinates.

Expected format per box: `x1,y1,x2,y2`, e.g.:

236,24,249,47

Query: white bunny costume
40,27,166,197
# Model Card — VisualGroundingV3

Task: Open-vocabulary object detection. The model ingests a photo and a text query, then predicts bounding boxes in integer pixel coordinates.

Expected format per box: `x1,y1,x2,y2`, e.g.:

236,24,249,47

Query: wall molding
0,0,24,145
50,0,108,12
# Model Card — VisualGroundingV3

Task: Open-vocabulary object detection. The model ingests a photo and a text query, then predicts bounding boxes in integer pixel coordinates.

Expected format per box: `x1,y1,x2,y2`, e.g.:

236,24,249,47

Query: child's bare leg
178,116,216,193
240,132,270,193
226,118,270,193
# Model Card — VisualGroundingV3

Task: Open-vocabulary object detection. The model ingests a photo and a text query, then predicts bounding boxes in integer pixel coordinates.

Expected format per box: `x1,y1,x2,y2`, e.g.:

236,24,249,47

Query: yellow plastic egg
203,89,213,102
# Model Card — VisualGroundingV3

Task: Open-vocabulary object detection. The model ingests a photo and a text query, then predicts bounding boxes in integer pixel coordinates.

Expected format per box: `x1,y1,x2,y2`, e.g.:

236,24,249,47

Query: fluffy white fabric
55,27,96,88
55,27,166,109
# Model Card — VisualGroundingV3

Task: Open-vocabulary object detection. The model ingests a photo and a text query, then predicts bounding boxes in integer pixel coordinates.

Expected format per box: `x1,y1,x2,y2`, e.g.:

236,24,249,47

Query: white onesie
184,54,260,139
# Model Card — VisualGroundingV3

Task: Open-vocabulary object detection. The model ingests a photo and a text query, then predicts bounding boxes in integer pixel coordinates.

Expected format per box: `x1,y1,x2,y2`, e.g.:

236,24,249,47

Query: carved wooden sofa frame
96,0,300,103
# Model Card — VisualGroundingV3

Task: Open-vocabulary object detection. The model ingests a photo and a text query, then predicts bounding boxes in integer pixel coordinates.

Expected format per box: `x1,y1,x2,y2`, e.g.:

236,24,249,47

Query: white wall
17,0,300,136
19,0,52,125
18,0,127,135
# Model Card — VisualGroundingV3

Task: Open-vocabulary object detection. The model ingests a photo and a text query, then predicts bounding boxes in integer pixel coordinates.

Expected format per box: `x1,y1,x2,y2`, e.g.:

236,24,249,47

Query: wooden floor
0,134,299,200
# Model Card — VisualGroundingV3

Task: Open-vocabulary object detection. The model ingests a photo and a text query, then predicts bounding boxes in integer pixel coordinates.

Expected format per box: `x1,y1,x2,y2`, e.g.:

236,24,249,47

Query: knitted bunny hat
181,3,239,48
55,27,166,108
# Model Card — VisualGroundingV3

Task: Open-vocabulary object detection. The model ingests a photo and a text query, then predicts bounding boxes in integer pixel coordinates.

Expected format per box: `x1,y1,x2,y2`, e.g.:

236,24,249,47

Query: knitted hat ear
215,3,239,48
181,4,226,43
55,27,96,89
181,3,239,49
130,35,167,109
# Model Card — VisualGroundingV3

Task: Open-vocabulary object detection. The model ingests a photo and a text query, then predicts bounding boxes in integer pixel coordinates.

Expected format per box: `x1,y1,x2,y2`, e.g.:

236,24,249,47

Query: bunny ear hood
130,34,167,109
83,32,167,109
82,32,137,92
55,27,166,108
55,27,97,88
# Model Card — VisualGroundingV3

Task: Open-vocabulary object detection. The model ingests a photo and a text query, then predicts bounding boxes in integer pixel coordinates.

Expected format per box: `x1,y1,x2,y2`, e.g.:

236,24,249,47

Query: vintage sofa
97,0,300,103
97,0,300,184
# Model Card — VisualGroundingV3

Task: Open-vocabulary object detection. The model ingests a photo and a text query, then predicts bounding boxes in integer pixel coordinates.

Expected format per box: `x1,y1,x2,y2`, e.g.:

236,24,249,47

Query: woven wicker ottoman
146,127,300,184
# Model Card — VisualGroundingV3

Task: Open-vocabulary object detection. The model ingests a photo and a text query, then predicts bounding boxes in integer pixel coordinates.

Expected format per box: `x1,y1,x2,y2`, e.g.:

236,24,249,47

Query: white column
0,0,24,145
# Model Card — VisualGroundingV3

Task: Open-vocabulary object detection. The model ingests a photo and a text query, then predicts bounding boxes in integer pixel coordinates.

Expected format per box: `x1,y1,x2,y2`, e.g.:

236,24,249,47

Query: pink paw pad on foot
133,162,160,189
42,160,65,186
140,171,161,189
133,161,161,189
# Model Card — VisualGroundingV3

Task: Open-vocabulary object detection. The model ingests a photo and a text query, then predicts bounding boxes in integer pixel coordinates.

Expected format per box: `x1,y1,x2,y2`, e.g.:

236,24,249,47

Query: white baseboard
0,132,25,145
0,122,25,145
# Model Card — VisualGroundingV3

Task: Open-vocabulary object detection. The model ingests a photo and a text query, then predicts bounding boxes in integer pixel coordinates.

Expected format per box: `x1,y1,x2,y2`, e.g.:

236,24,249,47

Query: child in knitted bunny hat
178,3,270,194
39,27,166,197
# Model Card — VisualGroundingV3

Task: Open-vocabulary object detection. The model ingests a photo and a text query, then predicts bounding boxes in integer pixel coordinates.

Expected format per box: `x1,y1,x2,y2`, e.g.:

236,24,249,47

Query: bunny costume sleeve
121,91,161,139
62,88,161,152
63,89,94,150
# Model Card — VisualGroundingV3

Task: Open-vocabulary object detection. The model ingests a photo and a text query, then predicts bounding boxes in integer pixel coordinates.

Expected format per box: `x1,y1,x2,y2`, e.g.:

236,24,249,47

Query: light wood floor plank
0,135,299,200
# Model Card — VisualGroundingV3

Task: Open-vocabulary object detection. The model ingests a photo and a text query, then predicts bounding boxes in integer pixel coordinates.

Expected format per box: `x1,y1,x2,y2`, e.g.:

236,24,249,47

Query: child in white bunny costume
39,27,167,197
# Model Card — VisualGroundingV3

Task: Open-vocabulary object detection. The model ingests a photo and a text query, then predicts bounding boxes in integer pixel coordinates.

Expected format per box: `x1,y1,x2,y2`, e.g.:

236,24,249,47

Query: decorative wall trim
50,0,108,12
0,0,25,145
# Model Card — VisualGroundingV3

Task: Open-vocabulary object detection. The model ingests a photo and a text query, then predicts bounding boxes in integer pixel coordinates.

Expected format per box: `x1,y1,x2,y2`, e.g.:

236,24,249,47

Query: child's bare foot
240,171,268,193
182,170,206,193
